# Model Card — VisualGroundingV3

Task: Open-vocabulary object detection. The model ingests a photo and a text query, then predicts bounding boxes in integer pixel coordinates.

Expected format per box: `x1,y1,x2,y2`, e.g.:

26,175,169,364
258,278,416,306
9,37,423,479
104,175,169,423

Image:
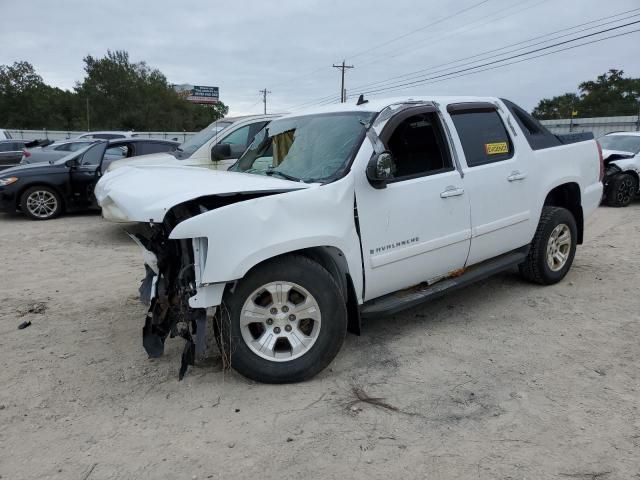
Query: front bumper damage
128,222,223,380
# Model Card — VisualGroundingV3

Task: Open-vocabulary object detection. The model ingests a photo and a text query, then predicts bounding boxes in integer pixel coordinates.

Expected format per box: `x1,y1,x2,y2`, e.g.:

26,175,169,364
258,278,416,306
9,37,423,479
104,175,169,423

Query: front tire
217,255,347,383
519,206,577,285
20,186,63,220
605,173,638,207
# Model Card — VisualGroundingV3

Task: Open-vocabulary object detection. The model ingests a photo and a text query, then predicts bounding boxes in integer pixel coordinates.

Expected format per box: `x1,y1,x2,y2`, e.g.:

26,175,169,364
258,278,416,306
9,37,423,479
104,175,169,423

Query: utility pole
86,97,90,131
332,60,354,103
259,88,271,114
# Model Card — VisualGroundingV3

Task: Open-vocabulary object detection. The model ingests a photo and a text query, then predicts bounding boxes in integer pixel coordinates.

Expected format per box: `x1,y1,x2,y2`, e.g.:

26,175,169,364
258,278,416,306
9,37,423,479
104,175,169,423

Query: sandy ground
0,205,639,480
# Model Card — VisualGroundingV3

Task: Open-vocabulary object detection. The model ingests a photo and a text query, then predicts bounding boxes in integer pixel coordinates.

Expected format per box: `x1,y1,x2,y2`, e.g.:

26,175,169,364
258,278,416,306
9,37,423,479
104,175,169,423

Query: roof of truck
285,96,502,118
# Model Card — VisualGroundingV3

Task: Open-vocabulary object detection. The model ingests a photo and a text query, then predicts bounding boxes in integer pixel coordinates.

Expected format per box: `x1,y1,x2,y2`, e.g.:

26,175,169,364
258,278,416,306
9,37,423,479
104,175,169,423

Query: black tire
216,254,347,383
20,185,63,220
519,206,577,285
605,173,638,207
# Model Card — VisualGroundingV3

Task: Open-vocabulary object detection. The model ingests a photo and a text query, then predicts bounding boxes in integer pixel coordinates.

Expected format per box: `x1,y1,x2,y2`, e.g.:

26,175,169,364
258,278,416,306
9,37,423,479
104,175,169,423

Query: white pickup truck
95,96,603,383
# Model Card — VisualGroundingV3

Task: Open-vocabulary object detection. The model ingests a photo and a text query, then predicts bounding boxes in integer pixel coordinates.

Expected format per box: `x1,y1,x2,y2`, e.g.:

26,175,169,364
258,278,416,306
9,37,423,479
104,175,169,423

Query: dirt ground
0,204,639,480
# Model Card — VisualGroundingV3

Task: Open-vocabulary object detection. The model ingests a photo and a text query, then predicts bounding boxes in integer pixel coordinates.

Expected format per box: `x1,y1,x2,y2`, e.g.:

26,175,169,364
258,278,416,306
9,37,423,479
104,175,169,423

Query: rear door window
449,108,514,167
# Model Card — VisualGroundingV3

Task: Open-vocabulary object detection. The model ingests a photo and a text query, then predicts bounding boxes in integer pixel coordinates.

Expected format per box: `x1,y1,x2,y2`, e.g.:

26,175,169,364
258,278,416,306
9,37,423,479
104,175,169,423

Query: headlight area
0,177,18,186
131,223,215,380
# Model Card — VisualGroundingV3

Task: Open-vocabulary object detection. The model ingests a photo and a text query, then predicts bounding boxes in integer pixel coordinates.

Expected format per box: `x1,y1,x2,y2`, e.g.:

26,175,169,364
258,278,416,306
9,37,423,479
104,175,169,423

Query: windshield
52,144,95,164
599,135,640,154
233,112,375,183
174,120,233,159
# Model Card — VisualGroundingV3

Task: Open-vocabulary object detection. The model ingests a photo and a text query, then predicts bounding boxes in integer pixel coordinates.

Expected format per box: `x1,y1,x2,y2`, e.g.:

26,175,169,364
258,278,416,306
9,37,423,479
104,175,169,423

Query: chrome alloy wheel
239,281,322,362
546,223,571,272
26,190,58,219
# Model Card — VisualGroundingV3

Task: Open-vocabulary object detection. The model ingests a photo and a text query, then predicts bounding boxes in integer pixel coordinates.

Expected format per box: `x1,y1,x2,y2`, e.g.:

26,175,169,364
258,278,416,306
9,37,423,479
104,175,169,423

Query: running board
360,247,529,318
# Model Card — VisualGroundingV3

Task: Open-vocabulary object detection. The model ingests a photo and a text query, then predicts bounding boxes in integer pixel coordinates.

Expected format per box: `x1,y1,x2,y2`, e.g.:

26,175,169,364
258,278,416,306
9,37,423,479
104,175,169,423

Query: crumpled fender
607,156,640,175
169,176,364,302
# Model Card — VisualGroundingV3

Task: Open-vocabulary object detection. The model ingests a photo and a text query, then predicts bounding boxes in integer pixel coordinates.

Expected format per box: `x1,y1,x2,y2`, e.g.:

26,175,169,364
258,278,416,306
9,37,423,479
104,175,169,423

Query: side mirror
65,158,79,168
366,151,395,188
211,143,232,161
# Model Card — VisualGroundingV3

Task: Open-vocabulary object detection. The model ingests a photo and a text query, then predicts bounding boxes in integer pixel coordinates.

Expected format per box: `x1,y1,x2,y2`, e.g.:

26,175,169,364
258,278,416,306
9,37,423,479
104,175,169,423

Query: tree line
532,69,640,120
0,50,228,132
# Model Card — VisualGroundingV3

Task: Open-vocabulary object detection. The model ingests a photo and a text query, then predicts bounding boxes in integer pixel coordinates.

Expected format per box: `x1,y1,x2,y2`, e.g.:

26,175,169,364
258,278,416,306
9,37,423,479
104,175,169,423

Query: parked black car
0,138,179,220
0,139,33,170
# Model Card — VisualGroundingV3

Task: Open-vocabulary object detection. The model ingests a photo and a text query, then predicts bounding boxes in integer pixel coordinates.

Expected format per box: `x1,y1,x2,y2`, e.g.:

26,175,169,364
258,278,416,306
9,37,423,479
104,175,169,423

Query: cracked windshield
234,111,375,183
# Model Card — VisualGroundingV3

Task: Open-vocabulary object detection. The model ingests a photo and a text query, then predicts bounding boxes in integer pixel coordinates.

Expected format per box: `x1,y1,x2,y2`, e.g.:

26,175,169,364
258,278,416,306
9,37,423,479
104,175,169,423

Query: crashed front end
95,165,310,378
129,208,214,380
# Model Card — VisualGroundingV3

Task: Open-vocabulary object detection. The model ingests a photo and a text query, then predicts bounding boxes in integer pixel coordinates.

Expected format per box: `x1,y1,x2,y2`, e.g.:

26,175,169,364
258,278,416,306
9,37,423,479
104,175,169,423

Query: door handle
507,171,526,182
440,186,465,198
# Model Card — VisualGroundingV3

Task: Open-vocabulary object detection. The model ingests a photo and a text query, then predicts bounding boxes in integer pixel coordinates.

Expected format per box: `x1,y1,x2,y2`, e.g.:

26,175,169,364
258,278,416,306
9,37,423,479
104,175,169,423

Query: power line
353,8,640,93
355,0,543,69
288,9,640,111
286,0,542,110
357,19,640,96
346,0,493,61
332,60,354,103
265,0,492,93
362,28,640,98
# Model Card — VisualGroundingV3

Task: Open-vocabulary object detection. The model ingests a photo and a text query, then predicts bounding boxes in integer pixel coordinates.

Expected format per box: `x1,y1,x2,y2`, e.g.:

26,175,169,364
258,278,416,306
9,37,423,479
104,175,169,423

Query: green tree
75,50,227,131
0,52,228,131
532,69,640,119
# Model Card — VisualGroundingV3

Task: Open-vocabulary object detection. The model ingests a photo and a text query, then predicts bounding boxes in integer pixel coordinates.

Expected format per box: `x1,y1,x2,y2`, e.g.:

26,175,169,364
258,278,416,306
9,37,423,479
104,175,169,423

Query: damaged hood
95,165,311,223
602,149,636,161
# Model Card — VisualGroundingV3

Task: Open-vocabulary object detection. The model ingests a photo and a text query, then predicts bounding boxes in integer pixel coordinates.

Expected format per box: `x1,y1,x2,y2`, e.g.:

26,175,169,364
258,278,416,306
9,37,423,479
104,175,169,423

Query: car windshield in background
52,144,94,164
174,121,233,159
599,135,640,154
233,112,375,183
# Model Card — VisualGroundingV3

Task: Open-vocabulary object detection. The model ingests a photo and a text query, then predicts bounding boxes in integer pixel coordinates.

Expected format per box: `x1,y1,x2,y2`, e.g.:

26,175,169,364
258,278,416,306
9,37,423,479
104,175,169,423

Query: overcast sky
2,0,639,116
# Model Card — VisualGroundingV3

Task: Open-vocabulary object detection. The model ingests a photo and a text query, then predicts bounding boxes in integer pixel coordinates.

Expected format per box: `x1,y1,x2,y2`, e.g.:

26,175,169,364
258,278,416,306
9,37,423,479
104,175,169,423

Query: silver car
21,140,97,164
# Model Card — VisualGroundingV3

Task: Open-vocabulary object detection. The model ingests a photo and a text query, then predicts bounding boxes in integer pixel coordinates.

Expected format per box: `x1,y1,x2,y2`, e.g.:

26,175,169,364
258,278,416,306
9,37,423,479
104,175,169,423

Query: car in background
0,129,13,140
107,115,278,172
0,139,32,170
21,139,96,164
21,138,177,165
599,132,640,207
75,131,134,140
0,138,178,220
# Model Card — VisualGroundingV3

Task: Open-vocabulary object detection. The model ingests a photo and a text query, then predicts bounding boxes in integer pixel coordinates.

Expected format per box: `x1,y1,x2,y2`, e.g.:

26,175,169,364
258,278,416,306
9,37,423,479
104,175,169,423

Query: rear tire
519,206,577,285
605,173,638,207
20,186,63,220
216,255,347,383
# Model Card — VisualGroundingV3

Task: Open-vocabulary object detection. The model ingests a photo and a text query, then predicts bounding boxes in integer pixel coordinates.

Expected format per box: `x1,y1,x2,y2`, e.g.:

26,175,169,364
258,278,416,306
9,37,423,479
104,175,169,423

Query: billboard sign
173,84,219,104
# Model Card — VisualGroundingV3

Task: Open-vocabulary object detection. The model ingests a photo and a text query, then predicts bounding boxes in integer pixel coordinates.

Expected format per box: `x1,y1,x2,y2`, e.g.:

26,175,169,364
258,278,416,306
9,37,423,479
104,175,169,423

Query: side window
220,125,250,146
385,112,453,180
138,142,175,155
55,143,71,152
450,109,513,167
0,143,10,152
248,121,269,142
80,143,107,165
105,145,128,158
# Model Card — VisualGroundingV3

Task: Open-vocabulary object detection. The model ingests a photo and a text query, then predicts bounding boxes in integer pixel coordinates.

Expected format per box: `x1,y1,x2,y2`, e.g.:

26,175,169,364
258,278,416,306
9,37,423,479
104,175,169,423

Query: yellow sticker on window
485,142,509,155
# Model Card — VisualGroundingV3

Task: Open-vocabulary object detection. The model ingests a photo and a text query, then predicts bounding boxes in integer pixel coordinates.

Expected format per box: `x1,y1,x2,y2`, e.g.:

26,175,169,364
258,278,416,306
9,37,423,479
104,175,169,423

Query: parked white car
75,131,134,140
599,131,640,207
106,115,278,172
96,96,603,383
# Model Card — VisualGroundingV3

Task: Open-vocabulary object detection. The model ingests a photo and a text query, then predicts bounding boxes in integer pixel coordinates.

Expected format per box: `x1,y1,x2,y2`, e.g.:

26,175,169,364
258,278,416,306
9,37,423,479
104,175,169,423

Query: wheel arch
543,182,583,244
240,246,361,335
16,182,66,212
